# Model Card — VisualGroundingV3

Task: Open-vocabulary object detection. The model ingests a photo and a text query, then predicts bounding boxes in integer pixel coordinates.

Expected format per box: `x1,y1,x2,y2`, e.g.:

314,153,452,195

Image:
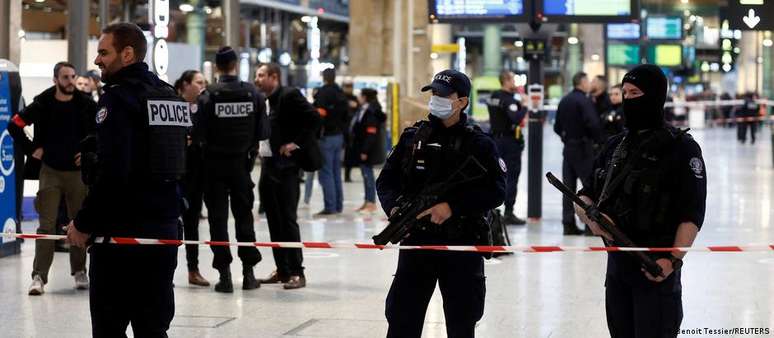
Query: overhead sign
431,44,460,53
523,38,548,60
428,0,527,22
538,0,638,23
727,0,774,30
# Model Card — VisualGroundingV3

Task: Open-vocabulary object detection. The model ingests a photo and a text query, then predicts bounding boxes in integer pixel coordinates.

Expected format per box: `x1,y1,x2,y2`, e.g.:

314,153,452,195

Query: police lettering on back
215,102,254,118
147,100,192,127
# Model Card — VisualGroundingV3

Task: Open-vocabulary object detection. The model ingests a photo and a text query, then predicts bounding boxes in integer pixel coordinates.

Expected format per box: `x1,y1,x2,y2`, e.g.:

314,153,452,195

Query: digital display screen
647,45,682,67
607,44,640,66
607,23,640,40
647,17,682,40
431,0,524,20
543,0,632,16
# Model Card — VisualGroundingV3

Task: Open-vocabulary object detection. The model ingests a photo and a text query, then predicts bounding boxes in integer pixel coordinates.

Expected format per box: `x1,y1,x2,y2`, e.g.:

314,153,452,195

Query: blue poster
0,72,17,245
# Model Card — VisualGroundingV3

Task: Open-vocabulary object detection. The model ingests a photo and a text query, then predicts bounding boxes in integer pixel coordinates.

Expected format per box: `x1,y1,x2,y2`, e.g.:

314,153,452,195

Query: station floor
0,125,772,338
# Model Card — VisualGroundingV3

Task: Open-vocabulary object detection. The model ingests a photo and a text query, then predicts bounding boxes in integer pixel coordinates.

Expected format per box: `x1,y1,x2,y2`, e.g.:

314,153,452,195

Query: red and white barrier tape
3,233,774,253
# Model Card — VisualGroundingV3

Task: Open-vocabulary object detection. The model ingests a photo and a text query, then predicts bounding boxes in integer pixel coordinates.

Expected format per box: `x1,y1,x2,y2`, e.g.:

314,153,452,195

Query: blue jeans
318,134,344,212
360,164,376,203
303,171,315,204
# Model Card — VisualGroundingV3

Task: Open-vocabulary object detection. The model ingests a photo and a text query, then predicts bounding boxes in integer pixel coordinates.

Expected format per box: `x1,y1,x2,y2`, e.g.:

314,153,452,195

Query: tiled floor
0,125,772,337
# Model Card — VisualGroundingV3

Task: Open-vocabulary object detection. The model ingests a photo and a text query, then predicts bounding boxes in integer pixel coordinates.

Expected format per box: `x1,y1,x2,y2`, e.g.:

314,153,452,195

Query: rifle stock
545,172,664,278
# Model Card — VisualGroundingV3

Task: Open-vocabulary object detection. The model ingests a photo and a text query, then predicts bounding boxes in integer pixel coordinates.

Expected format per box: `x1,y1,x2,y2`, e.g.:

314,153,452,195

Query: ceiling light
567,36,579,45
179,4,194,13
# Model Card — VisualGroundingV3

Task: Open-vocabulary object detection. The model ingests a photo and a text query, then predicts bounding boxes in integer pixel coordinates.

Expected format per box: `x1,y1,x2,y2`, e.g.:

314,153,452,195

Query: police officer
600,84,625,139
196,47,268,293
376,69,506,338
66,23,187,337
487,70,527,225
554,72,603,235
575,64,706,338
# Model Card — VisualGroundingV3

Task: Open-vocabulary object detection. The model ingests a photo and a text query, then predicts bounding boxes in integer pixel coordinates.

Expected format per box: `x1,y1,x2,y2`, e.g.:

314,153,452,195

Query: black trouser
386,250,485,338
561,142,594,226
182,148,205,271
258,161,304,277
89,223,178,338
605,254,683,338
737,121,757,143
494,137,523,213
204,155,261,272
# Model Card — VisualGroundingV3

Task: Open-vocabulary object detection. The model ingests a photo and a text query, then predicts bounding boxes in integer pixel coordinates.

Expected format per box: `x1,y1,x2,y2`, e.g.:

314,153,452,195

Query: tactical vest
206,82,256,154
399,120,493,246
118,78,190,182
595,127,687,237
486,90,523,141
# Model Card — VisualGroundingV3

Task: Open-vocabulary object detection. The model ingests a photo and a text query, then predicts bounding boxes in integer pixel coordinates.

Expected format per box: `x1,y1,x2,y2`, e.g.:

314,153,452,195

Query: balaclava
621,64,668,131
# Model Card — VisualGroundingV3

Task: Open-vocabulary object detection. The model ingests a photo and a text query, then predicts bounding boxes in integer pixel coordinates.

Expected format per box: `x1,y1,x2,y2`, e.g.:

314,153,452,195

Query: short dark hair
259,63,282,79
360,88,378,104
174,70,201,93
498,70,514,85
611,84,622,91
572,72,587,87
102,23,148,62
53,62,75,78
216,60,237,73
322,68,336,84
595,75,607,83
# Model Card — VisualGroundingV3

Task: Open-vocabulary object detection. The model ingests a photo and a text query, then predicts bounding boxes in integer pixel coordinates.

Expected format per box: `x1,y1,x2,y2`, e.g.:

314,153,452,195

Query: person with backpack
313,68,348,216
254,63,322,290
196,47,269,293
349,88,386,213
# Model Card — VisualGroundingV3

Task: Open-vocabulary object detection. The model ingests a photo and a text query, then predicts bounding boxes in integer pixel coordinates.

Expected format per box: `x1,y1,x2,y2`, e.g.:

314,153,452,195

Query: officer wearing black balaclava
574,64,707,338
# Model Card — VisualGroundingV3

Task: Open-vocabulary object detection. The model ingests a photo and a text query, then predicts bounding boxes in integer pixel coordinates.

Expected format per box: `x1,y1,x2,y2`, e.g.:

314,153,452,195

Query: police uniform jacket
376,113,506,244
313,83,347,136
554,88,603,144
486,89,527,142
74,62,183,236
350,102,386,166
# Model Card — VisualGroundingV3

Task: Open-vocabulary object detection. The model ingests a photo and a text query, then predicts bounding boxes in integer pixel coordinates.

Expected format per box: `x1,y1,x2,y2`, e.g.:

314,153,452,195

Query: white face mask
428,95,455,120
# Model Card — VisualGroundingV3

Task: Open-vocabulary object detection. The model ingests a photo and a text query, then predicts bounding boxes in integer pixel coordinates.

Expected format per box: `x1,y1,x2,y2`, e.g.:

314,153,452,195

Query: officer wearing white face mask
376,69,506,338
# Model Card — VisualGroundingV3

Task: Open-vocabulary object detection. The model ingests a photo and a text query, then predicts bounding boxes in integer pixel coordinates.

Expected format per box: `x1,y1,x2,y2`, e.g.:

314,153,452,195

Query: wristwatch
668,255,683,271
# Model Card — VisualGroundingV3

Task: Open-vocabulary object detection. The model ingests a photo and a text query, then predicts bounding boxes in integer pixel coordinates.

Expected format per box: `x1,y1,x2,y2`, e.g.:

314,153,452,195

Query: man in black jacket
66,23,188,337
254,63,321,289
554,72,603,235
8,61,97,295
196,46,268,293
313,68,347,216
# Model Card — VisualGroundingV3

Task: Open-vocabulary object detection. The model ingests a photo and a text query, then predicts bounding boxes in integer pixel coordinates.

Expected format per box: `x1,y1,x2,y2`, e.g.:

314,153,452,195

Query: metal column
68,0,90,73
186,0,206,65
223,0,241,49
483,24,502,76
0,1,9,59
99,0,110,29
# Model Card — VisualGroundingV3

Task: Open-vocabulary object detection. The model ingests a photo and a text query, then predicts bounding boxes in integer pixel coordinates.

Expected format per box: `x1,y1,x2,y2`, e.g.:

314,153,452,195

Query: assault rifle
546,172,664,278
373,156,487,245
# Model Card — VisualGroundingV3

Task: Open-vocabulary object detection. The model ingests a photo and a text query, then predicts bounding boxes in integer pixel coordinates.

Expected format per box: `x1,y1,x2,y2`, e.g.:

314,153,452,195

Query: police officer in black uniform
487,70,527,225
575,64,707,338
66,23,187,337
554,72,603,235
600,84,625,139
196,47,268,293
376,69,506,338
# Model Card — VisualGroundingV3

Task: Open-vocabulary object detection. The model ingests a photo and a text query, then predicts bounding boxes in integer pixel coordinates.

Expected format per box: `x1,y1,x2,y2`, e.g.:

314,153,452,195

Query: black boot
503,210,526,226
563,223,583,235
242,268,260,290
214,270,233,293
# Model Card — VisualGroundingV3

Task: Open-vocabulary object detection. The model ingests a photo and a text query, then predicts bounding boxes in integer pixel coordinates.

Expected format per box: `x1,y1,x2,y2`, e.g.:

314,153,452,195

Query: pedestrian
591,75,612,119
342,81,360,183
737,92,759,144
376,69,506,338
486,70,528,225
197,46,268,293
8,61,96,295
313,68,348,216
350,88,386,213
173,69,210,287
554,72,603,235
254,63,321,290
66,23,187,337
576,64,706,338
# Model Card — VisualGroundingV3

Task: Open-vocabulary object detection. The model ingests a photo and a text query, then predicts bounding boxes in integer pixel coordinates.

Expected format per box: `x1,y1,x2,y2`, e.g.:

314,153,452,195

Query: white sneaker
74,271,89,290
28,275,44,295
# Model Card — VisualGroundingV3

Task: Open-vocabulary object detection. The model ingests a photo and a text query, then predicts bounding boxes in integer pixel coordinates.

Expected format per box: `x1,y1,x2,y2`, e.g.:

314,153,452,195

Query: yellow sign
431,44,460,53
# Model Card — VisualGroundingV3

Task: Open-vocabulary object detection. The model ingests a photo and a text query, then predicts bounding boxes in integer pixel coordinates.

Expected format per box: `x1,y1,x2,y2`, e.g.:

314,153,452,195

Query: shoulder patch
508,103,519,112
96,107,108,124
498,158,508,173
689,157,704,179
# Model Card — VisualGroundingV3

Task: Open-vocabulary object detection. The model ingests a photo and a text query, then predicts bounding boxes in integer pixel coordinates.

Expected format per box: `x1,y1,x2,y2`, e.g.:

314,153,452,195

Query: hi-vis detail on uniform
215,102,253,118
147,100,192,127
